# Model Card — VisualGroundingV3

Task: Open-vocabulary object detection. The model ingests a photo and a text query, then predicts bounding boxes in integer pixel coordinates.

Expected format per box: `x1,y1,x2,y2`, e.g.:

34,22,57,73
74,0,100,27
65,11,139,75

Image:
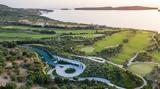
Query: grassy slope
112,31,153,64
79,31,129,55
129,63,156,77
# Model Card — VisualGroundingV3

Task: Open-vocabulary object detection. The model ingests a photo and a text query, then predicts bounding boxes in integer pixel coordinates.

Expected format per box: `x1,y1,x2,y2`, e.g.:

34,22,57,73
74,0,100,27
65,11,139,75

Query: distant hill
0,4,12,10
75,6,158,10
0,4,53,21
0,4,53,15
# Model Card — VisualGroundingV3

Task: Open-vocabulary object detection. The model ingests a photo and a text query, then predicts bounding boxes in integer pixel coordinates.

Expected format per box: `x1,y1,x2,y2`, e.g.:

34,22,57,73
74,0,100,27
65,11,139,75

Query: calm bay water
43,10,160,32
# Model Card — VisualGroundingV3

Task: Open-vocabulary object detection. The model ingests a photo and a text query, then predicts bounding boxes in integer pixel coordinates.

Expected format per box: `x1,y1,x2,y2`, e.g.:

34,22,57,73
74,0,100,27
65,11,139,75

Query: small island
61,8,71,10
75,6,158,10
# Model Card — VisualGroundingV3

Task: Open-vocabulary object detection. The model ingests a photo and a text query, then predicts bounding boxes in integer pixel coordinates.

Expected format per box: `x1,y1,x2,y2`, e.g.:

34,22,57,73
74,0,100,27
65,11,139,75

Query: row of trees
32,30,56,34
1,41,17,48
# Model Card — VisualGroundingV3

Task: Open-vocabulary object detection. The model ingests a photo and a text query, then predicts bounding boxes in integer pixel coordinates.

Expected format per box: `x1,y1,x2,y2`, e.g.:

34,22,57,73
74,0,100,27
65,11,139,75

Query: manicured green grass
0,37,27,41
0,31,56,41
80,46,95,54
128,63,156,77
112,31,154,64
79,31,130,54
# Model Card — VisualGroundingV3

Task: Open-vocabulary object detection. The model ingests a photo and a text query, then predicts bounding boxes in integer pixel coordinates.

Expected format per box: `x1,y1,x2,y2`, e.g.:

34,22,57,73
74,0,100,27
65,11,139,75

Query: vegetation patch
72,57,143,89
134,52,153,62
65,68,76,74
98,44,123,59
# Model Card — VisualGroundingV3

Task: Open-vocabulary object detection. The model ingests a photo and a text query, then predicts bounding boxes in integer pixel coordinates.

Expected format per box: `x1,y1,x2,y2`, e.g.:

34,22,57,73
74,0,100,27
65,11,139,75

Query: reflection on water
43,10,160,32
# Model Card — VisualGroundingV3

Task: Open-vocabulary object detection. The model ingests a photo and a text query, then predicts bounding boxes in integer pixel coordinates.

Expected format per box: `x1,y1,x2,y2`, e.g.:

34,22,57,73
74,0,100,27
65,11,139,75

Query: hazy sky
0,0,160,8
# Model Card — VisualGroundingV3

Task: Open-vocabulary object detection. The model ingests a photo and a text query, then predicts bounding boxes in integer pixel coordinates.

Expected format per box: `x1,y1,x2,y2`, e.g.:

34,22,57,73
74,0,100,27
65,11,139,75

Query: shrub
5,82,17,89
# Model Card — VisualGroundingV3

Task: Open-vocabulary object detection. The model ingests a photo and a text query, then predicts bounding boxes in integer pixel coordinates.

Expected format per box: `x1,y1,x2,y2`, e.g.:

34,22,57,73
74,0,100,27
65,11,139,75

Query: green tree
5,82,17,89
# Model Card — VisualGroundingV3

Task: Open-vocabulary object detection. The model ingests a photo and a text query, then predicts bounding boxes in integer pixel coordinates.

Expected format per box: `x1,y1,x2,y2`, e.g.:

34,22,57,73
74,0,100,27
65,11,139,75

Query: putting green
128,63,156,77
